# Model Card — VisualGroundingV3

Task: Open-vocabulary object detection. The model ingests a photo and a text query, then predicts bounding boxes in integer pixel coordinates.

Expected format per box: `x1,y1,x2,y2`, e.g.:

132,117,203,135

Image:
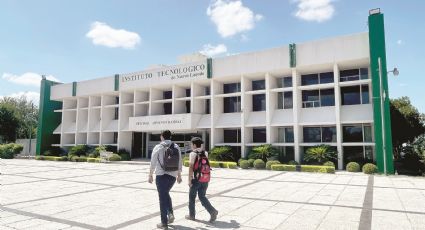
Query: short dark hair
161,130,172,140
191,137,203,148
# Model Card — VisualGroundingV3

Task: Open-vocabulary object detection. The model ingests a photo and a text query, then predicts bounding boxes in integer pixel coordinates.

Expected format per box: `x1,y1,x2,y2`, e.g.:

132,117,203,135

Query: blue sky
0,0,424,112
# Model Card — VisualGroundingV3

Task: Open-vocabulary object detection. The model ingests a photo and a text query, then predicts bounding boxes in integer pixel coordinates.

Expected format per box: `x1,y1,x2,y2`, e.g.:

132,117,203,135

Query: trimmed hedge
323,161,335,167
271,164,296,171
239,160,250,169
35,156,67,161
266,160,281,170
87,158,101,163
362,163,377,174
0,143,23,159
271,164,335,174
184,160,190,167
247,159,255,167
227,162,238,169
253,159,266,169
346,162,361,172
108,154,121,161
287,160,299,165
183,160,238,169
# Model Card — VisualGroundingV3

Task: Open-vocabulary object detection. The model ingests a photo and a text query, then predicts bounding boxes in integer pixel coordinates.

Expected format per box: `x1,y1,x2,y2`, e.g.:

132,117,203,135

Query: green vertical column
207,58,213,79
36,78,63,155
114,74,119,91
368,11,394,174
289,43,296,68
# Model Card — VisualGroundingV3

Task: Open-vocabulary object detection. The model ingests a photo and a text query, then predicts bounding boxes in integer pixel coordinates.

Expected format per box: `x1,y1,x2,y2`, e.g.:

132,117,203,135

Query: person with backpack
186,137,218,222
149,130,182,229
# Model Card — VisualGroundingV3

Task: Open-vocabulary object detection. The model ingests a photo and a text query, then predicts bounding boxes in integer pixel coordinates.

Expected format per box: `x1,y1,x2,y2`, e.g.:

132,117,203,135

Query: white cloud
293,0,335,22
2,72,59,87
207,0,263,38
1,91,40,105
86,21,141,49
199,44,228,57
397,40,404,45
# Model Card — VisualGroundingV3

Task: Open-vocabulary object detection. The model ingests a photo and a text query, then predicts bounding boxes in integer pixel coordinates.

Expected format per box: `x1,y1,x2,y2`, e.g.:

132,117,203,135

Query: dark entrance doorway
132,132,147,159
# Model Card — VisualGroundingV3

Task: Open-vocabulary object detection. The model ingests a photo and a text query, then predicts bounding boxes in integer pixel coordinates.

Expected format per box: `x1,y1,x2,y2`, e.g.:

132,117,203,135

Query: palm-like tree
304,145,337,164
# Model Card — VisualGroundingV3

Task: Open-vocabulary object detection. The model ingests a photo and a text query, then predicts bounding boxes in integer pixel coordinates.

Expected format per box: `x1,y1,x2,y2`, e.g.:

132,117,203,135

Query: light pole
378,57,399,174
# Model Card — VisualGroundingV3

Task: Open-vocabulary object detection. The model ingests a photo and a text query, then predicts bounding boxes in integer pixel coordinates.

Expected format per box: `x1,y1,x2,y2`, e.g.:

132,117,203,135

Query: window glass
365,146,374,162
322,126,336,142
343,146,364,166
205,86,210,95
252,94,266,111
223,96,241,113
340,69,360,82
343,125,363,142
285,127,294,143
253,128,267,143
163,91,172,99
360,68,369,80
277,128,285,142
163,102,172,114
361,85,370,104
283,77,292,88
301,74,319,86
364,125,372,142
284,92,293,109
185,101,190,113
252,80,265,91
320,89,335,106
277,92,283,109
341,86,361,105
224,129,241,143
185,88,191,97
223,83,241,94
319,72,334,84
276,146,295,162
303,127,321,142
205,99,210,114
302,90,320,108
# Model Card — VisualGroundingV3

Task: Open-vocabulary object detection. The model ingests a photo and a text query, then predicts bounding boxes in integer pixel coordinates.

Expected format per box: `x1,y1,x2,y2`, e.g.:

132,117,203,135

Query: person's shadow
168,219,240,229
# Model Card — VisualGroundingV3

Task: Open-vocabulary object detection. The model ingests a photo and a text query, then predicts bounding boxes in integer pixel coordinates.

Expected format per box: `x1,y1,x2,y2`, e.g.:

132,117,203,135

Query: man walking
186,137,218,222
149,130,182,229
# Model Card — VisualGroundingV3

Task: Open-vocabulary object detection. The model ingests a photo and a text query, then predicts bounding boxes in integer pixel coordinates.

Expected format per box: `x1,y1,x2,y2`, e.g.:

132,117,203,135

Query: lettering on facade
135,119,183,126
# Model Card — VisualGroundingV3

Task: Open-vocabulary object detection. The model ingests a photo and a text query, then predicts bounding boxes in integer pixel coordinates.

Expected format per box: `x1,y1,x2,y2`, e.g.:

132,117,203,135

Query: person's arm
176,144,182,183
149,146,159,183
188,153,194,187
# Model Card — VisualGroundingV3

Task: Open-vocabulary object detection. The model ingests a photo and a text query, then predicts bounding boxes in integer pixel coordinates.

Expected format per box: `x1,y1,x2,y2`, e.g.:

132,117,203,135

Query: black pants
156,174,176,224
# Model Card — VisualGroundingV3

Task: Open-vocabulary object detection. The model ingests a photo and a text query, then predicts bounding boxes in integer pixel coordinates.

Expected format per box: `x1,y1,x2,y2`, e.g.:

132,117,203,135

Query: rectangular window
252,80,265,91
303,127,321,142
340,69,360,82
364,125,372,142
253,128,267,143
360,68,369,80
185,88,191,97
223,96,241,113
343,146,374,166
114,108,119,120
320,89,335,107
341,86,361,105
224,129,241,143
284,92,293,109
223,82,241,94
319,72,334,84
115,97,119,104
283,77,292,88
205,99,210,114
343,125,363,142
361,85,370,104
163,91,172,99
278,127,294,143
163,102,172,114
302,90,320,108
185,101,190,113
252,94,266,111
321,126,336,142
113,132,118,144
301,74,319,86
205,86,210,95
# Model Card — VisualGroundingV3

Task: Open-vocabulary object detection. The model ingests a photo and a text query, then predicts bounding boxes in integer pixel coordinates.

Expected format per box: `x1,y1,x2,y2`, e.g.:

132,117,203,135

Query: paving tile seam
0,205,105,230
2,162,144,173
264,179,368,187
358,175,374,230
373,185,425,191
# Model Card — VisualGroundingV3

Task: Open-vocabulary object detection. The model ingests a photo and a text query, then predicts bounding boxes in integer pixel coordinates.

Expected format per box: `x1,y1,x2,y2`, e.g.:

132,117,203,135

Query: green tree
0,96,38,139
0,104,20,143
390,97,425,158
304,145,337,164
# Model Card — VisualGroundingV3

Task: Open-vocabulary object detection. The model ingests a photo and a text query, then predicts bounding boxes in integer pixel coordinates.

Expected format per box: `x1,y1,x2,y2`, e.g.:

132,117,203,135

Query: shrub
68,145,88,157
304,145,337,164
323,161,335,167
266,160,281,170
0,143,24,159
346,162,361,172
118,149,131,161
239,160,250,169
249,144,278,162
301,165,335,174
87,158,101,163
108,153,121,161
253,159,265,169
87,145,106,158
271,164,296,171
247,159,255,167
227,162,238,169
209,161,220,168
70,155,80,162
77,156,87,162
36,156,68,161
183,155,190,162
209,146,234,161
287,160,299,165
362,163,377,174
183,160,190,167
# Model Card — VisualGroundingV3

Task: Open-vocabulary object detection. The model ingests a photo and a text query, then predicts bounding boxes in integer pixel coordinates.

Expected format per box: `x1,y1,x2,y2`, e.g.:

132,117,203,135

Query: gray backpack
158,142,180,171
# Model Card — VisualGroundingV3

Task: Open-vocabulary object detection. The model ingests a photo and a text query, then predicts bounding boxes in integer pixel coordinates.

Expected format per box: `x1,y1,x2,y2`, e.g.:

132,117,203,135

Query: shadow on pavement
169,219,240,229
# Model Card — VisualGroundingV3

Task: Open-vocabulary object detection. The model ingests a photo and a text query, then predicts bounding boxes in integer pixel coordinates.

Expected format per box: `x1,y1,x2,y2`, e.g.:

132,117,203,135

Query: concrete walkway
1,159,425,230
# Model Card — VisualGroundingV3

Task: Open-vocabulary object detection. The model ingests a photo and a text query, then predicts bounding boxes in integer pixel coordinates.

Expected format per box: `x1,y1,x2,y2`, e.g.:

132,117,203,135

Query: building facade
36,10,394,172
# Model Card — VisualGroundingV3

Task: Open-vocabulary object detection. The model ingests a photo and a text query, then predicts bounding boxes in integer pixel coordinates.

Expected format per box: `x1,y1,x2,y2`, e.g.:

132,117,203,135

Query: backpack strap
157,142,172,170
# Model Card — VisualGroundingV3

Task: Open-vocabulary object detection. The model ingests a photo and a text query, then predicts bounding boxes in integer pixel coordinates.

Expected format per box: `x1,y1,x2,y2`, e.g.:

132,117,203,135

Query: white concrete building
37,10,394,171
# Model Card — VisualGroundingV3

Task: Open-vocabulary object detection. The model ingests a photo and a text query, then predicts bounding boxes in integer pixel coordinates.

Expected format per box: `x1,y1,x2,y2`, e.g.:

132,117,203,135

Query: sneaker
156,223,168,229
209,210,218,222
168,213,175,224
185,215,195,221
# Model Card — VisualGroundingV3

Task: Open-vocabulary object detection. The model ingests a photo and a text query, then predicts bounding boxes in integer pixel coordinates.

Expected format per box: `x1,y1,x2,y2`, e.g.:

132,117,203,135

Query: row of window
221,124,372,144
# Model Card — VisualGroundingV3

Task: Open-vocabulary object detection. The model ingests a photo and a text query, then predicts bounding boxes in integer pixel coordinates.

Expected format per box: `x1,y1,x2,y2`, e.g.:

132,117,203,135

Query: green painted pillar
36,78,62,156
368,10,394,174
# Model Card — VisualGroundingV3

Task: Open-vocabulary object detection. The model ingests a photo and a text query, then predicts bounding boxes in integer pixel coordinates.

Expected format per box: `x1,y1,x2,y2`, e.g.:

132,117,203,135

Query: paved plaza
1,159,425,230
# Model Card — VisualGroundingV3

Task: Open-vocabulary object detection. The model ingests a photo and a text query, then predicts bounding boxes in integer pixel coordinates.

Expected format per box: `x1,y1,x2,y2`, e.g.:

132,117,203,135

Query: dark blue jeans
189,180,216,218
156,174,176,225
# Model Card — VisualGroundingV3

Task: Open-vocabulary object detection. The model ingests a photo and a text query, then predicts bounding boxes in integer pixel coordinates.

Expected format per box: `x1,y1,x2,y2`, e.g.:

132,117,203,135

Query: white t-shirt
189,148,208,166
